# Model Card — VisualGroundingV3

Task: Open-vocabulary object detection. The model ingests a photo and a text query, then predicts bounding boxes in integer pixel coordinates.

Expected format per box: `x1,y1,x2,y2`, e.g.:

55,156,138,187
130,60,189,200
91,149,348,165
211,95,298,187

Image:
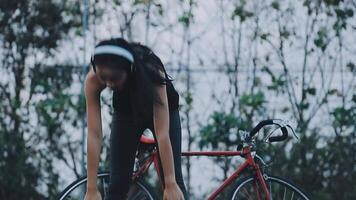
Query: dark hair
91,38,133,74
91,37,173,127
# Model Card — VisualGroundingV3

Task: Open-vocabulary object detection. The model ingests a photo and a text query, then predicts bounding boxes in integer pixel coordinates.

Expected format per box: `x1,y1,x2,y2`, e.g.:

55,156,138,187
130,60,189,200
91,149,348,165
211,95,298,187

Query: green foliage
198,90,267,195
0,1,354,199
133,0,146,5
178,11,194,27
346,62,355,73
262,66,286,91
314,27,329,51
271,1,280,10
331,105,356,133
323,0,342,6
304,87,316,96
181,90,193,113
199,112,249,150
0,0,81,199
231,0,254,22
239,92,266,118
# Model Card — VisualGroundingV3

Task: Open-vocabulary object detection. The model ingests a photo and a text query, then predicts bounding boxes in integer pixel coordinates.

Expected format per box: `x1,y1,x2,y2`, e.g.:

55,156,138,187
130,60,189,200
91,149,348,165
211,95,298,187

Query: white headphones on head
91,45,135,73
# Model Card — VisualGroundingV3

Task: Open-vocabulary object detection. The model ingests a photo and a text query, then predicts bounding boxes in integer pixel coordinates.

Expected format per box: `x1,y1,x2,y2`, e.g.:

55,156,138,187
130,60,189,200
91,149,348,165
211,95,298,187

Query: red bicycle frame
132,146,271,200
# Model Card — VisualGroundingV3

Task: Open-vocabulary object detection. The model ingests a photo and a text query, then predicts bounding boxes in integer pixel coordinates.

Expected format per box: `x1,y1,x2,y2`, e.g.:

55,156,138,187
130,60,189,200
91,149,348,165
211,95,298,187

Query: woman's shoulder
85,67,106,93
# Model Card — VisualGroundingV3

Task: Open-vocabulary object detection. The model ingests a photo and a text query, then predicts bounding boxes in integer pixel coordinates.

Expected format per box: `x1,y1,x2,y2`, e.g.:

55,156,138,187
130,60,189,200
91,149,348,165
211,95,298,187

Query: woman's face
96,65,128,91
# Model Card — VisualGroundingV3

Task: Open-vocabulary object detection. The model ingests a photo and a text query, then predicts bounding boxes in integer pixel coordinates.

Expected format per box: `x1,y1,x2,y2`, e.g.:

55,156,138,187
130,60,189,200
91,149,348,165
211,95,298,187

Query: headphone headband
94,45,134,63
91,45,134,73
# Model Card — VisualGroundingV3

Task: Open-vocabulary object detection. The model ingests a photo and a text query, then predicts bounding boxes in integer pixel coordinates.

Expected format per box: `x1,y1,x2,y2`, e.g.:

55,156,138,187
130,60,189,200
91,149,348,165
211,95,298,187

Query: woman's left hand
163,182,185,200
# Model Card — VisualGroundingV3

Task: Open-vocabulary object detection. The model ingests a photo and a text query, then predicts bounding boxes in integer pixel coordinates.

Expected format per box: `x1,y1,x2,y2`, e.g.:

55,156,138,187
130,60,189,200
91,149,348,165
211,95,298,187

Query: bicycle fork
246,152,271,200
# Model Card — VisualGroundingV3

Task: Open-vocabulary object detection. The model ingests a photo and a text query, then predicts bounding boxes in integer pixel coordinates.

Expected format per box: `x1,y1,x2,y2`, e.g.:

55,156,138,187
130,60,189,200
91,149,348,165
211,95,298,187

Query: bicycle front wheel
57,171,159,200
228,174,310,200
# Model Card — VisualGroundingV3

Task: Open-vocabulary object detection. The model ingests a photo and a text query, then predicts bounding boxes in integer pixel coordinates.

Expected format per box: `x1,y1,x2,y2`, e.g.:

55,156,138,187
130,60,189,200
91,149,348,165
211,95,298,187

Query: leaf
271,1,280,10
327,89,339,95
75,28,82,36
178,12,193,27
232,5,254,22
260,33,270,40
346,62,355,73
133,0,146,5
306,87,316,96
352,95,356,103
314,38,327,51
239,92,266,108
155,3,163,16
113,0,121,5
303,0,311,7
253,77,261,86
299,102,310,110
281,107,289,113
345,9,354,17
314,27,328,51
280,29,290,39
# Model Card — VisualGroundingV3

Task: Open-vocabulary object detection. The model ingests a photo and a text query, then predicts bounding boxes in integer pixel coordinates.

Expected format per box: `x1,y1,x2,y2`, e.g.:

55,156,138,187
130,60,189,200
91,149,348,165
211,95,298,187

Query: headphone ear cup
90,56,96,73
131,63,135,73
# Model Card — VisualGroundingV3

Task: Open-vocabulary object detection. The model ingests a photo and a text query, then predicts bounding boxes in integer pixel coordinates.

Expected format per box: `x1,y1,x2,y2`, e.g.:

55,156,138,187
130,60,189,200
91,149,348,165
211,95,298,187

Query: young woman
84,38,188,200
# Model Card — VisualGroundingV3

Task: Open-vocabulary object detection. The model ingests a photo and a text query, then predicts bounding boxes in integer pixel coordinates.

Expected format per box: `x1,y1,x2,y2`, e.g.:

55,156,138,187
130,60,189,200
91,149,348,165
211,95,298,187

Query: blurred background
0,0,355,199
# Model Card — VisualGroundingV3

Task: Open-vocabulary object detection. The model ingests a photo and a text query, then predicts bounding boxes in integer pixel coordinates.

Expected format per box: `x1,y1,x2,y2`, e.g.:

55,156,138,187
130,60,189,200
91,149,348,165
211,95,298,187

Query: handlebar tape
268,126,288,142
249,119,274,137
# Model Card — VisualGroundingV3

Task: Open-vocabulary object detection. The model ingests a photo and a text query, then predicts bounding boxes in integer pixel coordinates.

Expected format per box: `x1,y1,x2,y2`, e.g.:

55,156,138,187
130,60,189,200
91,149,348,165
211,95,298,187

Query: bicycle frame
132,146,271,200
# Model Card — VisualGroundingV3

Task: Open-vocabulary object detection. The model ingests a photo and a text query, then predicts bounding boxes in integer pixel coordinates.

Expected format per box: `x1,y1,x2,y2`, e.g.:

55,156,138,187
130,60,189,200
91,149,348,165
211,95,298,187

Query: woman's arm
153,76,185,200
84,68,106,191
152,71,177,187
153,85,176,185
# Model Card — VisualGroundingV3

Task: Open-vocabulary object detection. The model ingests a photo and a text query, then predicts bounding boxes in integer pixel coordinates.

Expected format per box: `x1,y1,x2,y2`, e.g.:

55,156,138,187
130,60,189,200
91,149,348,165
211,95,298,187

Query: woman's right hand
84,189,102,200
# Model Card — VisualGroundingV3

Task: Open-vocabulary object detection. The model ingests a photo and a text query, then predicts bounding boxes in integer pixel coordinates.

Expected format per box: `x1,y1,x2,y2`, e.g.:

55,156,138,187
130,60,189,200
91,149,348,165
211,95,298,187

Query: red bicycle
58,119,310,200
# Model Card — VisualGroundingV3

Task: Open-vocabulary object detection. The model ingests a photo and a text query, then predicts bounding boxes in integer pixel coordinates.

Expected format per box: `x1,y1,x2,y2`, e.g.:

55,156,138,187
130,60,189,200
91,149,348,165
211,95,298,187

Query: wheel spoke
253,180,261,200
242,187,253,200
59,173,157,200
269,181,272,200
230,176,309,200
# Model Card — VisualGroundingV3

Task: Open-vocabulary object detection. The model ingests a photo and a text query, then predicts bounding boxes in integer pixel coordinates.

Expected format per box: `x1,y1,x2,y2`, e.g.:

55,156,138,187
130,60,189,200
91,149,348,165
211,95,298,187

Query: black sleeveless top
112,81,179,114
111,45,180,129
112,78,180,114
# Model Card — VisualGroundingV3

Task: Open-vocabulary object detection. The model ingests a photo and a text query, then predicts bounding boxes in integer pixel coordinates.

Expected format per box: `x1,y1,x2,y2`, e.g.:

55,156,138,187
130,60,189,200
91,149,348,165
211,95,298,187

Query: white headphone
91,45,134,73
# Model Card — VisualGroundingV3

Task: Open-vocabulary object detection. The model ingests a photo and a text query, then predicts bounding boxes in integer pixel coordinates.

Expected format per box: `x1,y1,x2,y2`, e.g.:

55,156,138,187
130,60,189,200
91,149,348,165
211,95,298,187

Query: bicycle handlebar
268,126,288,142
249,119,289,143
249,119,274,137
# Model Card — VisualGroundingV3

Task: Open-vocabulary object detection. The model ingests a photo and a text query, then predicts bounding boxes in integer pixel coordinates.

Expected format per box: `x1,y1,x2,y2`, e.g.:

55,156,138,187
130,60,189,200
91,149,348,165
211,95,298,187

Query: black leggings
106,108,188,200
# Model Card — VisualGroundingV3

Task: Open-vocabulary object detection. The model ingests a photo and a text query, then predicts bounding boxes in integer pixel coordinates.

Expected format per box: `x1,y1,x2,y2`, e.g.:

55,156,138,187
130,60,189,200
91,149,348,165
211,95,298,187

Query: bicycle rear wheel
228,174,310,200
57,171,159,200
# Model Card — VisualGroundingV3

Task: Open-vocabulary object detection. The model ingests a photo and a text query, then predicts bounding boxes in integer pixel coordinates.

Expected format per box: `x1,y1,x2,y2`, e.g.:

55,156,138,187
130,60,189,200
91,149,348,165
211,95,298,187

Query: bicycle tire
228,174,310,200
57,171,160,200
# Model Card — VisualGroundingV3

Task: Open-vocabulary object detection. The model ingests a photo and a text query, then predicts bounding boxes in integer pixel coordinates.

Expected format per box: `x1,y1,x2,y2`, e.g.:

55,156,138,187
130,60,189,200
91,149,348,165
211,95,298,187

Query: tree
0,1,81,198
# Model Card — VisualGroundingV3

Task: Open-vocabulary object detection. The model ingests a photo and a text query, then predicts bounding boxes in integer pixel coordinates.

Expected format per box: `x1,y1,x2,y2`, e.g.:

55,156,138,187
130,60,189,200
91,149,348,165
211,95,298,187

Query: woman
84,37,188,200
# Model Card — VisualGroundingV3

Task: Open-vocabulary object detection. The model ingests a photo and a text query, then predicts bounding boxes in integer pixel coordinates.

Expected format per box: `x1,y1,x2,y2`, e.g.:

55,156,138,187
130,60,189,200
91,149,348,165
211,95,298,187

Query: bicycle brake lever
263,126,280,143
264,119,299,142
286,124,299,140
277,119,299,140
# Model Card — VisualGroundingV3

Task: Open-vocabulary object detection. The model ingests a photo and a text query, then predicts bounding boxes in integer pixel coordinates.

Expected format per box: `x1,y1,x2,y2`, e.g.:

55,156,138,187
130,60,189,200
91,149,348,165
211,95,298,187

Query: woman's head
91,38,134,90
91,37,174,127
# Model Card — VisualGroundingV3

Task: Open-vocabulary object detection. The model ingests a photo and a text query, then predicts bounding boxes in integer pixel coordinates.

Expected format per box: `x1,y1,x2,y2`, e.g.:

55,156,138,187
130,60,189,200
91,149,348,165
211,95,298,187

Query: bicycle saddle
140,128,156,144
